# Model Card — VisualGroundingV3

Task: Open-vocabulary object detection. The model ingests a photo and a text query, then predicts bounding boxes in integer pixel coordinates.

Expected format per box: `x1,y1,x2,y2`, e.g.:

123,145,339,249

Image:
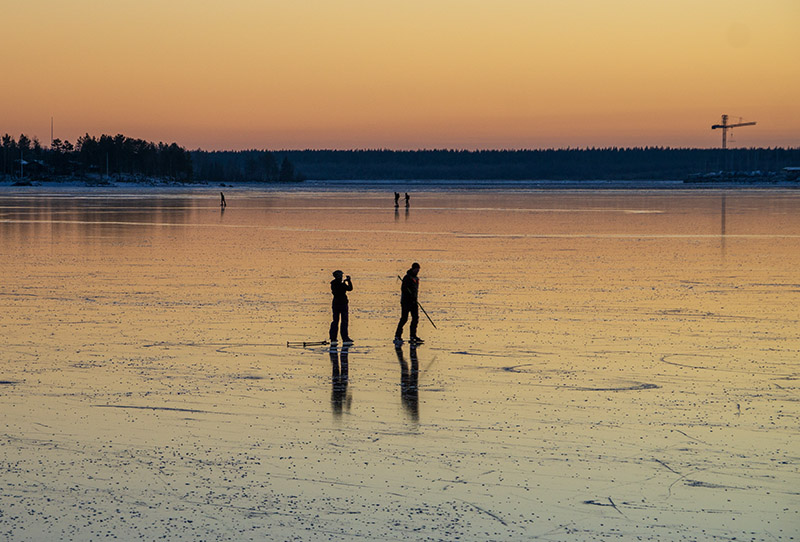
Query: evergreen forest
283,147,800,181
2,131,798,183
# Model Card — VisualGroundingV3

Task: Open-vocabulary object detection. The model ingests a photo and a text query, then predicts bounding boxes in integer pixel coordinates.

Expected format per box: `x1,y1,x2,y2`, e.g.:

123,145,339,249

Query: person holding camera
329,270,354,345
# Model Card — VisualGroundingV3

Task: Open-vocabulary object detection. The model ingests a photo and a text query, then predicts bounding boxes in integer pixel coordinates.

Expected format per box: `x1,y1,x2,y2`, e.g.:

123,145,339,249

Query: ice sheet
1,189,798,540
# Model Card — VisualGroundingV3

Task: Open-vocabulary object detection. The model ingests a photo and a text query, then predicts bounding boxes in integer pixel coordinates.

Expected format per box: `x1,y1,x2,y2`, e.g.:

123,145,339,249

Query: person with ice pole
394,262,424,344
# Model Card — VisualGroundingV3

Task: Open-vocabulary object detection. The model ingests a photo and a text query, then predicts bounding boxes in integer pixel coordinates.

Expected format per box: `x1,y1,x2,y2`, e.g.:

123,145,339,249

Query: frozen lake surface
1,188,798,540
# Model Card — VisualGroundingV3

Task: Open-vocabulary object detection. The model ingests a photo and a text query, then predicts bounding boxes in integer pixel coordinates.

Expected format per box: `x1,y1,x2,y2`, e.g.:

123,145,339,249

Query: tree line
2,133,193,181
283,147,800,180
190,150,302,183
1,132,303,183
3,133,798,182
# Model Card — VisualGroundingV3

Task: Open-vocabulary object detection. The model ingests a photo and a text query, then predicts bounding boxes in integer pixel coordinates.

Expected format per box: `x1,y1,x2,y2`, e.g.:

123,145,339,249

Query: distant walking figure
329,270,353,345
220,192,227,208
394,262,423,344
394,192,400,206
405,192,410,207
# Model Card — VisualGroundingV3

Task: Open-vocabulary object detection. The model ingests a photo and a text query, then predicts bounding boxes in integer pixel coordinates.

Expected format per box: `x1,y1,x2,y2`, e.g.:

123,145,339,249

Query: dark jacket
400,270,418,305
331,278,353,305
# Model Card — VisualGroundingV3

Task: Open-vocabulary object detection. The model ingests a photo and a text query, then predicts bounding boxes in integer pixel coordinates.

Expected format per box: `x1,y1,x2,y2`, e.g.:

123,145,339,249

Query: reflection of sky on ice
1,189,798,540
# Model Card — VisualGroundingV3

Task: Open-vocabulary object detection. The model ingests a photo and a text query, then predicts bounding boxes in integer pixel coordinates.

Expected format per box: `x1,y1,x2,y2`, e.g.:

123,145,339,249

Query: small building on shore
784,167,800,181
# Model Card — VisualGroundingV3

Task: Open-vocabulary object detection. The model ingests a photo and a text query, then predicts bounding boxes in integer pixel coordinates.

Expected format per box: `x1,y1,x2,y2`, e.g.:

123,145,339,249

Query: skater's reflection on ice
395,343,419,422
330,345,351,416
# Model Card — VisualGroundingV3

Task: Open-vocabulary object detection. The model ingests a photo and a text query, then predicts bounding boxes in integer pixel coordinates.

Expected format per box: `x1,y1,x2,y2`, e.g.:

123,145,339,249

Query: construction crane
711,114,756,149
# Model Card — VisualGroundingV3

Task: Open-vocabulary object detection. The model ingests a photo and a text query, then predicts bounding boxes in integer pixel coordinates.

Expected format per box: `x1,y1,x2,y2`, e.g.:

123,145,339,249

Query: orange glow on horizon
3,0,799,150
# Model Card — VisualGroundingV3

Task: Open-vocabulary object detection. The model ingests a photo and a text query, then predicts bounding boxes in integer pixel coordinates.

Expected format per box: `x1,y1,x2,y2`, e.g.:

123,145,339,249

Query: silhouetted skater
220,192,227,208
394,192,400,206
394,262,423,344
330,345,350,415
405,192,410,207
329,270,354,345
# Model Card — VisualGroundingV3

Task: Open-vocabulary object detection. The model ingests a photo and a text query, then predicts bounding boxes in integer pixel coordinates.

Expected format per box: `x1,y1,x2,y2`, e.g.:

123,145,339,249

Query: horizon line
7,131,798,153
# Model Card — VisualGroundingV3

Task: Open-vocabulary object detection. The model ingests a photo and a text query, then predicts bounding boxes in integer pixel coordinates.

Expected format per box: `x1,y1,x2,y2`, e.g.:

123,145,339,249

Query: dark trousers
395,301,418,339
329,302,350,341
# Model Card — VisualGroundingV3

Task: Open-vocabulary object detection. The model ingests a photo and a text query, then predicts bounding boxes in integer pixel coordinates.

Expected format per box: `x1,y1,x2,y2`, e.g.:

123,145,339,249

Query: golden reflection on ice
0,189,798,540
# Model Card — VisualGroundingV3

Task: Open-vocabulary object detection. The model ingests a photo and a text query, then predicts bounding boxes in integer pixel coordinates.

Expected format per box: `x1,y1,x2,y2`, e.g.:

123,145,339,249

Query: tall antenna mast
51,117,54,148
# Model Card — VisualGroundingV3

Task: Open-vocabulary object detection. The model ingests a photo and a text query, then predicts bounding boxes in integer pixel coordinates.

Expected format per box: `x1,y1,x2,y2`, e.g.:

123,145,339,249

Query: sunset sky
4,1,798,150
